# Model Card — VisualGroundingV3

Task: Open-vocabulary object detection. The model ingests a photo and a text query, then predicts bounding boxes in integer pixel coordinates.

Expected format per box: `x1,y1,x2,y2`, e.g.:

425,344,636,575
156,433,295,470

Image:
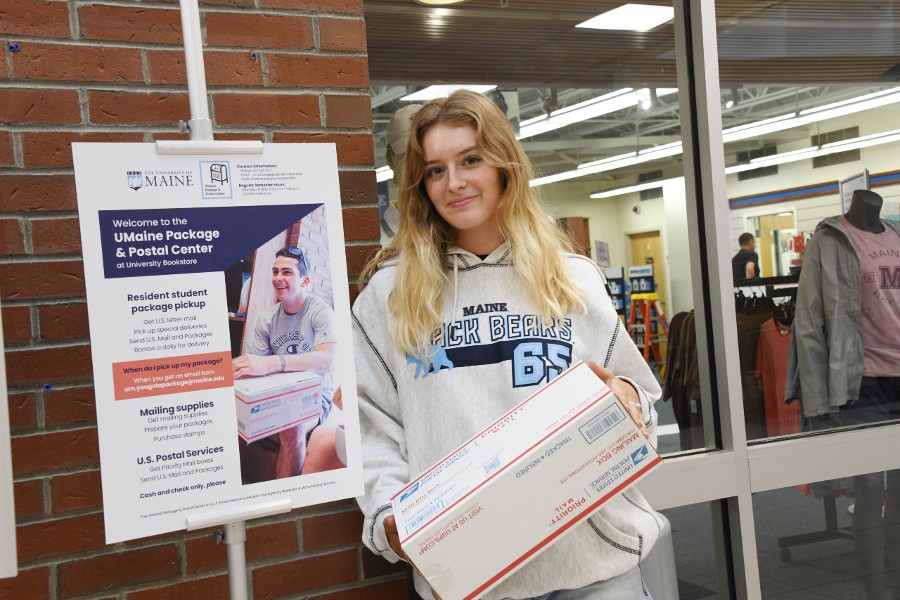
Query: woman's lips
448,196,475,209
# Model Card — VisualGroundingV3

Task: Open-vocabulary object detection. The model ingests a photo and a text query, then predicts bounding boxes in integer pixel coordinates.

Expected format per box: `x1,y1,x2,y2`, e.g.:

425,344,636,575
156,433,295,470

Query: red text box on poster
111,351,233,400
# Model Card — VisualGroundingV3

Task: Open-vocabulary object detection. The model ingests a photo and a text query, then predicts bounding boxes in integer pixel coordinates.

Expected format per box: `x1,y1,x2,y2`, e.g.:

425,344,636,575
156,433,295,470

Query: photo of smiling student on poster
232,212,346,483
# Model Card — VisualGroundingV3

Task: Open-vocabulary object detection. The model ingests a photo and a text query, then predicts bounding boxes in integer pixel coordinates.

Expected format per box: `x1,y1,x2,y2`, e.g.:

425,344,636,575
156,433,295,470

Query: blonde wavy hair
360,90,585,357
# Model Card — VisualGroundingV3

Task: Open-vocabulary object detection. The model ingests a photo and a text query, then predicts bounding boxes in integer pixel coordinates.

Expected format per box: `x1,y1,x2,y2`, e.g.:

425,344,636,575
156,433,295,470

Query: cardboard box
234,371,322,443
392,361,661,600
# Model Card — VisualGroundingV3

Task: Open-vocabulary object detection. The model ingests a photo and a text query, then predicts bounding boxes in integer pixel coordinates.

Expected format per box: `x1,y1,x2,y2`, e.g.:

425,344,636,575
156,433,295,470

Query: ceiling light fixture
517,88,677,140
536,101,900,189
576,4,675,32
414,0,469,5
590,178,675,199
400,84,496,102
589,128,900,199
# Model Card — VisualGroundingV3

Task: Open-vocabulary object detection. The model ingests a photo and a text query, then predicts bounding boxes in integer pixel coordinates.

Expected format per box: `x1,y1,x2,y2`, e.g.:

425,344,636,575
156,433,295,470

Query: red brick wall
0,0,394,597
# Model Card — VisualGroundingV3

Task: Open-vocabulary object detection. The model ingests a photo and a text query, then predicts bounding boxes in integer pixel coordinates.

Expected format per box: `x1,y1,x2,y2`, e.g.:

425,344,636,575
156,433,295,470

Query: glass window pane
754,473,900,598
365,0,712,455
662,502,727,599
715,1,900,441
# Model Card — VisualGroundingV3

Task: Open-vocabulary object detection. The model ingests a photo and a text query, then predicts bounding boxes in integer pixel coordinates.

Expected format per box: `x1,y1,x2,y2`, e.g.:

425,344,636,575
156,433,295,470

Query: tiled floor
663,482,900,599
653,393,900,599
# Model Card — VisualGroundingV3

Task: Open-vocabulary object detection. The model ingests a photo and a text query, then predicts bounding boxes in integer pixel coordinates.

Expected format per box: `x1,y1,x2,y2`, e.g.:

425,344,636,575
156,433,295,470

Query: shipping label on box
234,371,322,443
392,361,661,600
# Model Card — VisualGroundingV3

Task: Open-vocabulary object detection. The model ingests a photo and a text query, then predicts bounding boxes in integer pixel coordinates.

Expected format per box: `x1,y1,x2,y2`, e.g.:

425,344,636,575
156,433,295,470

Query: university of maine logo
127,171,143,191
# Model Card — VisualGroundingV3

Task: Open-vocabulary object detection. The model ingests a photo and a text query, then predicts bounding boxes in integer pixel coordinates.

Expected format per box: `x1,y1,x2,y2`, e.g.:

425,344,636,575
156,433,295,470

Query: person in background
352,90,663,599
732,232,760,280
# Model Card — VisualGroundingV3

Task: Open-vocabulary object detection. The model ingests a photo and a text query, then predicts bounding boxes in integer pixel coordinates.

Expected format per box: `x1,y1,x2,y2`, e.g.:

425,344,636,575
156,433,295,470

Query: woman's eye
463,155,481,166
426,166,444,178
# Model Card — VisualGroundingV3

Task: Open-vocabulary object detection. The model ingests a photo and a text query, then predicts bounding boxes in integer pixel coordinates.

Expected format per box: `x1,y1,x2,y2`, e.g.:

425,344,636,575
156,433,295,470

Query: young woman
352,90,663,599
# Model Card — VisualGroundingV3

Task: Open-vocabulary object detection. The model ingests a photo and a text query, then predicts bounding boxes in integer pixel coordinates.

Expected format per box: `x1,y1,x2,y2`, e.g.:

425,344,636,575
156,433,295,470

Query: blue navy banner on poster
98,205,319,279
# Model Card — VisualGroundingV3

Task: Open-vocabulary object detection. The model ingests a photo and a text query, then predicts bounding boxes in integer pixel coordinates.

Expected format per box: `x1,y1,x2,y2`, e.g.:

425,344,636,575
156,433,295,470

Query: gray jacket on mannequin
795,216,900,417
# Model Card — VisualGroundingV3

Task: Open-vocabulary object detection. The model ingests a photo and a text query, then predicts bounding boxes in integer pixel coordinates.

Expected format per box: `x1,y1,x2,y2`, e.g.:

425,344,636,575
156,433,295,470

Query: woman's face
421,122,504,255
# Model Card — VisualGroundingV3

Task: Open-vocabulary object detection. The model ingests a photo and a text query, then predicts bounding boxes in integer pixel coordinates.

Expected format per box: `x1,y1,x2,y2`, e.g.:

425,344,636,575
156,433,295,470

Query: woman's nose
448,166,466,190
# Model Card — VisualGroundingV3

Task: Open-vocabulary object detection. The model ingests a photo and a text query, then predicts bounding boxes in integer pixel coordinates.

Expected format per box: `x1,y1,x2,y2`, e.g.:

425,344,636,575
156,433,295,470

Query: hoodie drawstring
452,258,459,316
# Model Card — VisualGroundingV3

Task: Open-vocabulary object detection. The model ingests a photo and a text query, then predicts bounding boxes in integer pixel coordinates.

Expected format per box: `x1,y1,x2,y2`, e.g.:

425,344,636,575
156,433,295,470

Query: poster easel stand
169,1,290,598
186,499,292,600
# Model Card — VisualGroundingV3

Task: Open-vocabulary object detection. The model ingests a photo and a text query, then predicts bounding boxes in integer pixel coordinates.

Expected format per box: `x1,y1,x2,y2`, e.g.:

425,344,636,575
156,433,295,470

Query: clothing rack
733,273,853,561
734,275,799,301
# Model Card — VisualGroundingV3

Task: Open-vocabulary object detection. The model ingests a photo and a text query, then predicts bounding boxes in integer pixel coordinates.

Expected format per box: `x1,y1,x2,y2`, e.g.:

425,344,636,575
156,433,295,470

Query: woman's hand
385,516,442,598
588,361,648,438
384,515,408,561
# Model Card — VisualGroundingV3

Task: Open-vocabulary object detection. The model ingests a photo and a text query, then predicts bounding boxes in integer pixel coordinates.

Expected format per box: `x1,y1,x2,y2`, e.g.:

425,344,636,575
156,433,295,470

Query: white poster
839,170,869,214
72,143,363,543
0,305,17,578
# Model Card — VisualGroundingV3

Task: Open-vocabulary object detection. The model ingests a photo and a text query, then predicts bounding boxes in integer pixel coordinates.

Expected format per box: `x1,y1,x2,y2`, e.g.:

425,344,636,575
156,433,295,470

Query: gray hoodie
352,242,664,599
795,216,900,416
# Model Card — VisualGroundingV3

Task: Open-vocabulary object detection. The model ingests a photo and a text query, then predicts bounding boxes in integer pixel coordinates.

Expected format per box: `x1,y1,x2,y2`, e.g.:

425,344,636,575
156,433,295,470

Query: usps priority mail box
392,361,661,600
234,371,322,442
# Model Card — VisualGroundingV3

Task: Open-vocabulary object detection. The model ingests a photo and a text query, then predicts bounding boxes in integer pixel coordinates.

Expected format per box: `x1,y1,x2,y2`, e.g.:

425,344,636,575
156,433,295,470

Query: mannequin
795,189,900,599
380,104,422,245
844,189,885,233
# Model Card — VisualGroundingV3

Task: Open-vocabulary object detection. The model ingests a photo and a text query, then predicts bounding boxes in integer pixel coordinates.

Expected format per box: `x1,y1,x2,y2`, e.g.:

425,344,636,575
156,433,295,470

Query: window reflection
366,0,709,456
662,502,725,599
717,0,900,441
755,474,900,599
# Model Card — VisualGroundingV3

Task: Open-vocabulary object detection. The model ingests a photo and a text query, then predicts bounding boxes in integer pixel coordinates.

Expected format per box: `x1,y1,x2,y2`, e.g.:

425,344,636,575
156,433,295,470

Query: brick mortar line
6,384,95,400
4,336,91,350
0,253,84,262
1,213,79,220
3,335,92,350
20,217,33,254
5,378,93,392
1,297,88,307
72,0,364,18
1,122,374,133
0,164,377,174
67,0,81,40
9,422,99,442
0,34,368,56
0,80,370,95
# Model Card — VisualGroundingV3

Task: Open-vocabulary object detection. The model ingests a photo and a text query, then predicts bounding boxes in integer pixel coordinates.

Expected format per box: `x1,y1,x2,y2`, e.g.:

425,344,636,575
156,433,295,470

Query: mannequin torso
844,189,885,233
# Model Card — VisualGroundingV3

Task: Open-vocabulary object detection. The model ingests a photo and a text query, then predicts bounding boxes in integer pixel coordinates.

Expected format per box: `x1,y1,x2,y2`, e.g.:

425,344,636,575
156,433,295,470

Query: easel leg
223,521,249,600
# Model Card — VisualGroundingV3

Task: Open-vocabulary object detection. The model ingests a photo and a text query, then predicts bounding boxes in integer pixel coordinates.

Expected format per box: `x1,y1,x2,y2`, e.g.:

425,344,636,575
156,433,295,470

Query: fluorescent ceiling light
375,166,393,183
401,84,496,102
748,146,818,165
820,128,900,152
531,86,900,188
415,0,468,4
590,178,676,199
799,88,900,119
590,125,900,198
722,113,797,143
576,4,675,32
723,129,900,176
518,88,676,140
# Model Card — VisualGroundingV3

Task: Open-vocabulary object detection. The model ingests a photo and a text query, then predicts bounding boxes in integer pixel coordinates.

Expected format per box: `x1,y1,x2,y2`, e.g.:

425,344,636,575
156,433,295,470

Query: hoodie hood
443,240,513,268
443,241,513,315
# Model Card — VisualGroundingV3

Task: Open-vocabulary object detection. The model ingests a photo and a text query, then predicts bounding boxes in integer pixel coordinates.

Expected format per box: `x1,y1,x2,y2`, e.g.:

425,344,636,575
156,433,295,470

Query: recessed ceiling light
414,0,469,5
400,84,496,102
576,4,675,32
